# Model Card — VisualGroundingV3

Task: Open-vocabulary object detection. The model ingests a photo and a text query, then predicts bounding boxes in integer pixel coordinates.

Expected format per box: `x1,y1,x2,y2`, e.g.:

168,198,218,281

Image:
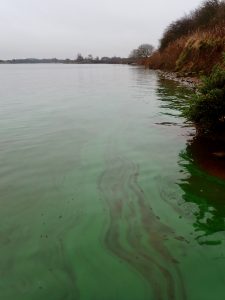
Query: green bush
184,58,225,134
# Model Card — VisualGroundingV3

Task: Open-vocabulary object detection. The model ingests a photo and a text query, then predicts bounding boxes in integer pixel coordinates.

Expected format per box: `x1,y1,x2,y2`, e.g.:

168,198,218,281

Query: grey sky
0,0,203,59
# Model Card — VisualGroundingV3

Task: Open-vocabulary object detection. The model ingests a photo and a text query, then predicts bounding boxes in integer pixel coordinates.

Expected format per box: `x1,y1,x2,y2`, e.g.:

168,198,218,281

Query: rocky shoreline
156,70,201,90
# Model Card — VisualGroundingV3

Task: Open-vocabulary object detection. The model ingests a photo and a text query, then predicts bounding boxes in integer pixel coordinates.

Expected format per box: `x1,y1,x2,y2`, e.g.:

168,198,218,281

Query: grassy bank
146,0,225,76
147,24,225,75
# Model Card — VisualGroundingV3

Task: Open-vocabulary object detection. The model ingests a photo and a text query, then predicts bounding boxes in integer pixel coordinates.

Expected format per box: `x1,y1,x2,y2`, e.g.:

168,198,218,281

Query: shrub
184,55,225,134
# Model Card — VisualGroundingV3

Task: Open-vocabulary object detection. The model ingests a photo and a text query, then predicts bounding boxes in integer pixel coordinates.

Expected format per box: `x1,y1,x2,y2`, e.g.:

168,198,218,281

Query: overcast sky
0,0,204,59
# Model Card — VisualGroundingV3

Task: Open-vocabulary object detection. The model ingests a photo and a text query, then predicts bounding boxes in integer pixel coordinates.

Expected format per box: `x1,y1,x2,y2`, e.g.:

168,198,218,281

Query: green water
0,64,225,300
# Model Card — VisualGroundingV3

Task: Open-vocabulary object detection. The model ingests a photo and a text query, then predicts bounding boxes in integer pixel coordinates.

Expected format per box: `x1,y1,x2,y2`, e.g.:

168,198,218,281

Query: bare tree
136,44,154,58
129,44,154,60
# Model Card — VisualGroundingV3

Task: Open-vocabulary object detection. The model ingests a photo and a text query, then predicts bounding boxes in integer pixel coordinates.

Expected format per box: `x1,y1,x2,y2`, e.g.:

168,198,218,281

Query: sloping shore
156,70,200,89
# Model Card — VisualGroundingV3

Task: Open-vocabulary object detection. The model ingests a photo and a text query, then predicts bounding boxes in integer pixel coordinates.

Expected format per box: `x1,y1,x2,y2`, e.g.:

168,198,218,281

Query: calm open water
0,64,225,300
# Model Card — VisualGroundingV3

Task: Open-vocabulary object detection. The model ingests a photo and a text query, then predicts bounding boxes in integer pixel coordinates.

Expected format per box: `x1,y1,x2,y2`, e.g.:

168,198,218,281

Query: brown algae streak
98,147,186,300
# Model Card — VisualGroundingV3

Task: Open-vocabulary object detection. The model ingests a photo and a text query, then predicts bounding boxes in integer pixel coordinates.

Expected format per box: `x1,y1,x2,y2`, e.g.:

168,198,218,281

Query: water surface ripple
0,65,225,300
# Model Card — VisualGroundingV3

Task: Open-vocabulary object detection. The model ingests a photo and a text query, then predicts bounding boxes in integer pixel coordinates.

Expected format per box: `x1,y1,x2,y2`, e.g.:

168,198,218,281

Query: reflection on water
179,138,225,245
186,135,225,179
156,77,192,117
157,77,225,246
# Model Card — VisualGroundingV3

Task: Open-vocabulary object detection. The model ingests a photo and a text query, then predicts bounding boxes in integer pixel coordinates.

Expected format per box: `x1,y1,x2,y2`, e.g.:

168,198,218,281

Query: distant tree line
74,53,130,64
0,56,131,65
0,45,155,65
0,58,65,64
160,0,225,50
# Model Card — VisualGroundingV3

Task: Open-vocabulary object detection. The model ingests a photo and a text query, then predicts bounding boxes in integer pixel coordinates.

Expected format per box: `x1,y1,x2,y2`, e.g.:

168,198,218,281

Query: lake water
0,64,225,300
